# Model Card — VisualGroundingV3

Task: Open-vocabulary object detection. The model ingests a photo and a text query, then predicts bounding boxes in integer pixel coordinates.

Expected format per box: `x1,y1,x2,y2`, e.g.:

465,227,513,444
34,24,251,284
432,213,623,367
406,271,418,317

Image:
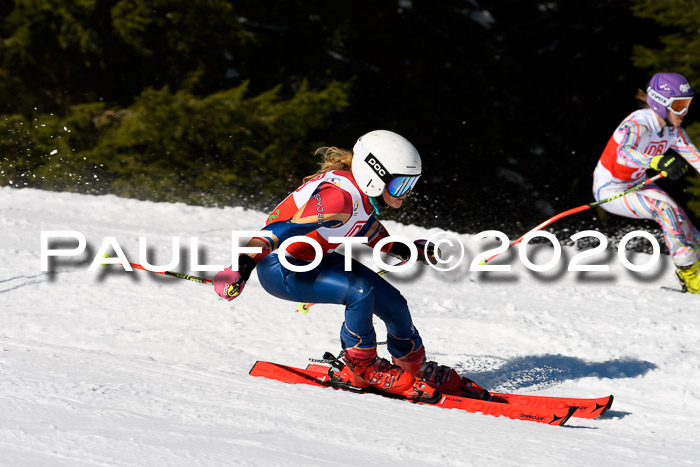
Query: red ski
250,361,585,426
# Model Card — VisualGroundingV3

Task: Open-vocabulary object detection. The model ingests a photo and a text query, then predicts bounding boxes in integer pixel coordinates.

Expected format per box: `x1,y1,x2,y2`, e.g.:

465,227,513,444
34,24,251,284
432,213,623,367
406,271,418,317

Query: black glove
650,154,689,180
386,239,440,265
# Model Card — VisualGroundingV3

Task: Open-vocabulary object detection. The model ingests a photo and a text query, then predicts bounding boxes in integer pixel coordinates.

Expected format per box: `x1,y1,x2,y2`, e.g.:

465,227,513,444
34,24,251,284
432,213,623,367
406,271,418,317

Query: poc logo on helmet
365,154,388,178
680,83,691,93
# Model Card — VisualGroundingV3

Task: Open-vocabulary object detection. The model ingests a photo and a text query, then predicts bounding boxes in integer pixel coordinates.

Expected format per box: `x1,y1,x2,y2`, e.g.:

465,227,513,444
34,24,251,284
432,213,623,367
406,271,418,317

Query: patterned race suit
593,109,700,266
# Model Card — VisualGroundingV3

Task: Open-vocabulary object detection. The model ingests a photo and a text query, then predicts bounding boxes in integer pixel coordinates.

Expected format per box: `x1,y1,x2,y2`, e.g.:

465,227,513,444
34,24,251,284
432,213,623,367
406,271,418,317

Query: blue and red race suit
249,170,422,358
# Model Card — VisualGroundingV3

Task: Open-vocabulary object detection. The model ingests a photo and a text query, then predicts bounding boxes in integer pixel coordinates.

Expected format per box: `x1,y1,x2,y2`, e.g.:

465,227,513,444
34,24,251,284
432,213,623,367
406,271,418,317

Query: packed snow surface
1,187,699,466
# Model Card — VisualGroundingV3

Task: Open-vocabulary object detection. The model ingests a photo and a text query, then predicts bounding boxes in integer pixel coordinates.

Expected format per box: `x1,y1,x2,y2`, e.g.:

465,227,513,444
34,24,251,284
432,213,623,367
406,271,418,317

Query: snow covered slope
1,187,699,466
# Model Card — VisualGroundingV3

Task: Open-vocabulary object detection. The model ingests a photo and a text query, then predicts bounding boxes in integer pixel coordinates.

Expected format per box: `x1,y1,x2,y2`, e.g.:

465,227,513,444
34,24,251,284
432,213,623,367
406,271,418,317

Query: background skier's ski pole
481,173,665,265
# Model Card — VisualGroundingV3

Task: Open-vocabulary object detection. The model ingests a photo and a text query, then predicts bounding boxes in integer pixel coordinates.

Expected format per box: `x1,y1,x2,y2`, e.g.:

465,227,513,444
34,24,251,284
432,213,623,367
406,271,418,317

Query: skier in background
593,72,700,294
213,130,488,401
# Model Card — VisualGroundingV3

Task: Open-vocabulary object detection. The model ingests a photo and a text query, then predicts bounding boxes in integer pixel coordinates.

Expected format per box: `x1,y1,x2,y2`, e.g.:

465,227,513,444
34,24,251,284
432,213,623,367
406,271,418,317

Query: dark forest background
2,0,700,242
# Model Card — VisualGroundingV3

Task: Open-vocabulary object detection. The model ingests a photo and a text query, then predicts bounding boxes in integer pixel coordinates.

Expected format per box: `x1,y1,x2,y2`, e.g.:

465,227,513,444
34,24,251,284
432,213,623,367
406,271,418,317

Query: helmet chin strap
369,194,388,216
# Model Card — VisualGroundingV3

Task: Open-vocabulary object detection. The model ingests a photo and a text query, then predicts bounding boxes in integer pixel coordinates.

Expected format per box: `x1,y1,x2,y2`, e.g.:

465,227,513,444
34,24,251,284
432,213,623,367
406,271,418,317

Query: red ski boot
333,347,437,401
394,347,489,400
421,362,490,400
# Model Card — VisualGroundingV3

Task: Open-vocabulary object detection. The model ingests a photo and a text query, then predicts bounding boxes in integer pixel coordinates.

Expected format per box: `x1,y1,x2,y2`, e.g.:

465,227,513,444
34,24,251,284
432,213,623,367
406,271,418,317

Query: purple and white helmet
646,72,695,119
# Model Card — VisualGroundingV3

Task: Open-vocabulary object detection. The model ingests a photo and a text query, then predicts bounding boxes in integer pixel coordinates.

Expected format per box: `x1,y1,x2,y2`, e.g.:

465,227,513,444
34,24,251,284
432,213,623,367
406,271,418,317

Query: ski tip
599,395,614,417
557,406,578,426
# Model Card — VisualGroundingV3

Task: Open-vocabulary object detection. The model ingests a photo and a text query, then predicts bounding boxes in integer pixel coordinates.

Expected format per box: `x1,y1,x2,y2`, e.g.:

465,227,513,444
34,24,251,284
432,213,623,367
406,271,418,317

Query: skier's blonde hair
303,147,353,183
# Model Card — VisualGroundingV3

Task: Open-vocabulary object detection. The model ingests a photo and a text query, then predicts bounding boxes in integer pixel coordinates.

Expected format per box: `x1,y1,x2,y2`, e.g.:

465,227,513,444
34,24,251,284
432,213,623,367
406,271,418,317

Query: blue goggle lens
386,175,420,197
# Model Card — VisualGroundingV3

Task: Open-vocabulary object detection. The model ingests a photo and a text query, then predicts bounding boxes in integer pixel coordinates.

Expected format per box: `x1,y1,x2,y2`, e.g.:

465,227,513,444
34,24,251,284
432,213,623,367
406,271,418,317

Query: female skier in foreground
593,72,700,294
213,130,488,400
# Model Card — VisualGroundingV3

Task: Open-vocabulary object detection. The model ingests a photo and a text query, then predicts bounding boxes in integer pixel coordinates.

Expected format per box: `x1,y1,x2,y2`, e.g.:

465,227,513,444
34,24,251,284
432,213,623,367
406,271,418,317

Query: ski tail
249,361,331,387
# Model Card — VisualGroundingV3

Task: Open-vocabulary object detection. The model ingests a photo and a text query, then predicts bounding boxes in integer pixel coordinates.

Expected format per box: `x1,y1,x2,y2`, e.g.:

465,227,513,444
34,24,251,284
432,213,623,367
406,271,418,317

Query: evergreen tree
0,80,349,206
0,0,349,207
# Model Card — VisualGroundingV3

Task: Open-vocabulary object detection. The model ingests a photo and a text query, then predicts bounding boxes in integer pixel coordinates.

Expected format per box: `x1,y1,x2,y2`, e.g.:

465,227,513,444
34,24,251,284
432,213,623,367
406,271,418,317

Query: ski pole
480,173,665,265
102,254,213,285
297,260,408,314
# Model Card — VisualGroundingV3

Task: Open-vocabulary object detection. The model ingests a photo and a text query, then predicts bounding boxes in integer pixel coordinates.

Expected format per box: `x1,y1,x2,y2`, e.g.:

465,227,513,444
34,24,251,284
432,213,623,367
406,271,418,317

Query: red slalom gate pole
480,173,665,265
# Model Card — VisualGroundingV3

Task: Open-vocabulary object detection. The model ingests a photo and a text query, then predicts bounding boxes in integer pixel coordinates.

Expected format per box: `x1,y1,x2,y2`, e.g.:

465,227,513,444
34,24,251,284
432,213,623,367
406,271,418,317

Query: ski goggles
647,87,693,115
668,97,693,115
386,174,420,197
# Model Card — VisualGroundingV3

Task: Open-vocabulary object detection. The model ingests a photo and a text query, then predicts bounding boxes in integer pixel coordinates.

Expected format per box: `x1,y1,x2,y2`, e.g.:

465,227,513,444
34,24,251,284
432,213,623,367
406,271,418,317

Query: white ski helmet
351,130,422,198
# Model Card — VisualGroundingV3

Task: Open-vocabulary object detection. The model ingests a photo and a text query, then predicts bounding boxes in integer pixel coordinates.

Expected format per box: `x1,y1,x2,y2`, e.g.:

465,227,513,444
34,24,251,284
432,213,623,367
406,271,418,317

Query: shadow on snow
462,354,657,393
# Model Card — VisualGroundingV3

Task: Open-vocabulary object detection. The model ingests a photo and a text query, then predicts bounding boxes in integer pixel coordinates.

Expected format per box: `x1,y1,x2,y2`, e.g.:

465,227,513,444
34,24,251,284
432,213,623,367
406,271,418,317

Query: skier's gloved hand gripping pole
102,254,250,299
480,172,666,265
213,255,257,300
649,154,689,180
